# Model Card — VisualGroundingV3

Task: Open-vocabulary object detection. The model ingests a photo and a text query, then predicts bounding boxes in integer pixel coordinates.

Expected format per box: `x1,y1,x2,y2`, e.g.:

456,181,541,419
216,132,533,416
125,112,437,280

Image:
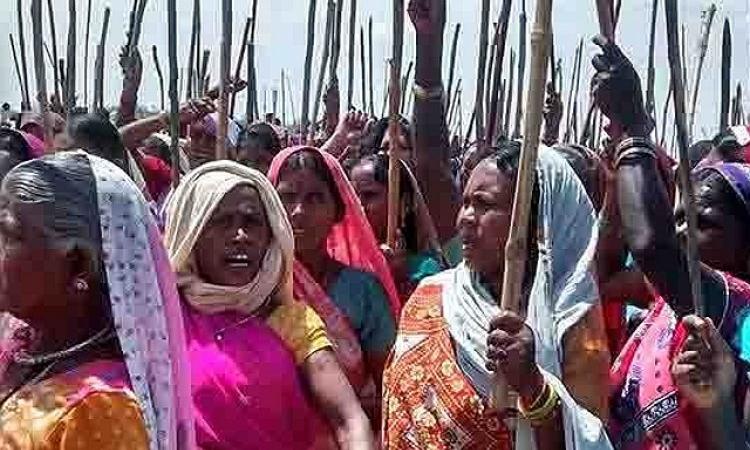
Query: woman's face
677,178,750,274
350,161,387,242
194,185,272,287
0,198,71,321
236,141,274,174
457,161,514,278
276,167,339,253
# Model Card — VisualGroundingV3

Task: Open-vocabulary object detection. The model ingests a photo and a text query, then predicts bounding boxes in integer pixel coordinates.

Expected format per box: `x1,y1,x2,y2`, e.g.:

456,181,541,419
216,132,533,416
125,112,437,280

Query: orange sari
382,283,512,450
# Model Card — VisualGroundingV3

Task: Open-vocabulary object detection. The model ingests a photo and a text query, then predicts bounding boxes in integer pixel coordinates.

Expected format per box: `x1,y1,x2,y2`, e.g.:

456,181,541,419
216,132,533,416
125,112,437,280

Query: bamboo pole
217,0,232,160
485,24,498,123
247,43,257,121
571,39,584,142
474,0,491,149
659,76,672,148
347,0,357,110
446,23,461,111
46,0,61,109
83,0,92,109
595,0,615,40
504,49,516,139
386,0,405,249
563,40,581,142
186,0,199,100
448,79,462,129
687,4,716,139
360,26,367,110
486,0,513,146
368,17,375,116
31,0,52,150
58,59,67,109
665,0,702,316
719,18,731,131
94,8,110,113
331,0,344,83
281,69,287,125
65,0,76,114
130,0,149,57
10,35,25,108
167,0,180,186
312,0,336,129
301,0,318,133
198,50,210,96
645,0,658,125
495,0,553,416
249,0,259,117
286,73,297,127
512,0,528,139
400,61,414,114
230,17,252,118
151,45,165,111
17,0,31,110
381,59,390,119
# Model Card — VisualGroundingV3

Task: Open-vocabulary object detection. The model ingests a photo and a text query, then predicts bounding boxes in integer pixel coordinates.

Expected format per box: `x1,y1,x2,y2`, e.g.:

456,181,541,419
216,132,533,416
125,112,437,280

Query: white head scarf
163,160,294,315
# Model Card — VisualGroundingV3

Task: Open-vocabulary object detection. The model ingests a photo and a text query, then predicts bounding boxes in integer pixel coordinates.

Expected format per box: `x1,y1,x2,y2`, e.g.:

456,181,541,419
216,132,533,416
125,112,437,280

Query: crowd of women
1,1,750,449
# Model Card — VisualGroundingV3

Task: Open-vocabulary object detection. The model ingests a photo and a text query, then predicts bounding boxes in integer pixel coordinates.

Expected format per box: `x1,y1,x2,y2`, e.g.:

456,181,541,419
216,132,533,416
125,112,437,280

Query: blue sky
1,0,748,141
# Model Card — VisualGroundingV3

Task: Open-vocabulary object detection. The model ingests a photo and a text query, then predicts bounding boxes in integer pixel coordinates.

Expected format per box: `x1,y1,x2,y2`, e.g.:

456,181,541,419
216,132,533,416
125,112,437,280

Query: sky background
1,0,748,141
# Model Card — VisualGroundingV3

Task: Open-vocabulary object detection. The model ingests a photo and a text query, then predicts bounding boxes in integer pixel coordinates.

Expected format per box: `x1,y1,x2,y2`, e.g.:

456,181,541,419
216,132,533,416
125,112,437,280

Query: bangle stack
614,137,657,168
517,380,560,426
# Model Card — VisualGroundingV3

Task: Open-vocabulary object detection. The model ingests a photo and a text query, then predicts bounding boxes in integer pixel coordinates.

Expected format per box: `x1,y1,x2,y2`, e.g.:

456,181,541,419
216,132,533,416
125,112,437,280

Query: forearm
119,114,168,151
333,410,375,450
117,87,139,127
320,129,349,157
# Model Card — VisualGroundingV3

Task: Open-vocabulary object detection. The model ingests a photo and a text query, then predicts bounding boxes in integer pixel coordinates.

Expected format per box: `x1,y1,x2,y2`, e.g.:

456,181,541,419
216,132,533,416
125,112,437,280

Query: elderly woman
382,143,612,449
0,152,194,449
164,161,373,450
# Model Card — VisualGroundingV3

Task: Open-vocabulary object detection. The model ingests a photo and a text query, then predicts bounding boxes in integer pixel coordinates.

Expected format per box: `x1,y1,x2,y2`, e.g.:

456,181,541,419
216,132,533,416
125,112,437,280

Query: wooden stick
286,73,297,127
17,0,31,110
659,76,672,148
131,0,149,56
596,0,615,40
272,89,278,118
563,41,580,142
687,4,716,139
10,35,25,108
281,69,287,125
360,26,367,111
485,23,497,123
719,18,731,131
645,0,658,122
386,0,405,248
681,24,689,108
486,0,513,146
186,0,200,100
152,45,165,111
504,49,516,139
331,0,344,83
301,0,318,133
571,39,584,142
94,8,110,113
167,0,180,186
312,0,336,130
31,0,52,150
58,59,67,109
448,79,462,128
381,59,390,119
400,61,414,114
446,23,461,111
65,0,76,114
83,0,92,109
198,50,210,96
512,0,527,139
368,16,375,116
474,0,491,149
664,0,702,316
46,0,61,110
217,0,232,160
230,17,252,117
347,0,357,109
247,43,257,122
495,0,553,416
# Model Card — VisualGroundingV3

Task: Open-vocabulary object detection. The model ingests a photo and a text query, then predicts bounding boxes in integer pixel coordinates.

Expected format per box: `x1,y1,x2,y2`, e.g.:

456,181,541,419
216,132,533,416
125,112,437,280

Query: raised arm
116,47,143,127
409,0,460,244
119,98,215,151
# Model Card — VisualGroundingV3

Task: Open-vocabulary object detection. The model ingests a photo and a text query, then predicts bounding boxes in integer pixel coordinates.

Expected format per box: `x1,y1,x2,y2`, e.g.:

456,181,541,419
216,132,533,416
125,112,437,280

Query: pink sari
609,271,750,450
268,146,400,393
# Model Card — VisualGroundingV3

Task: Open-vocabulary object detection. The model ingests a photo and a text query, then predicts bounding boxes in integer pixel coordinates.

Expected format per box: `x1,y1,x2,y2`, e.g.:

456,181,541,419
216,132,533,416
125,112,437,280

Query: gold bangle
518,382,560,424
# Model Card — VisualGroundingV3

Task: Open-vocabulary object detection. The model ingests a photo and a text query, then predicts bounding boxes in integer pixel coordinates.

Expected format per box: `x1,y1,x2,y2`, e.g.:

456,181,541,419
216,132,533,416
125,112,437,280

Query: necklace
213,297,275,342
13,326,115,367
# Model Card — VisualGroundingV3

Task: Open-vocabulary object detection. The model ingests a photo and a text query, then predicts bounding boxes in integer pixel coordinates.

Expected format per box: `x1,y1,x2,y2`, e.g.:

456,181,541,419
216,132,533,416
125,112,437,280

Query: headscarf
699,162,750,216
20,131,45,158
267,146,401,318
164,160,294,315
84,153,195,450
439,147,606,449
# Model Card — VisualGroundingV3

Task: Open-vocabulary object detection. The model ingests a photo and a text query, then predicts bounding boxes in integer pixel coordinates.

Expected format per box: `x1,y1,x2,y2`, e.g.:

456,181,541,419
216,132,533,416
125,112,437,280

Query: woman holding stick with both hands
592,36,750,449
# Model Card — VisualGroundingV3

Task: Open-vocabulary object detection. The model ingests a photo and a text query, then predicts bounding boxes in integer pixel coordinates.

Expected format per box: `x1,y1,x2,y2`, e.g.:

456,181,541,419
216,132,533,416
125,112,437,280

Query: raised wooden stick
46,0,61,109
331,0,344,83
10,35,25,107
665,0,703,316
400,61,413,113
504,49,516,138
563,40,581,142
512,0,528,139
230,17,252,117
65,0,77,114
386,0,405,248
495,0,553,416
198,50,210,96
31,0,52,150
83,0,92,108
281,69,287,125
312,0,336,129
486,0,513,146
217,0,232,160
659,76,673,148
645,0,658,126
368,16,375,116
347,0,357,109
485,22,498,122
446,23,461,111
474,0,491,149
17,0,31,110
360,26,367,110
249,0,259,116
719,18,731,131
247,43,257,122
301,0,318,133
94,8,110,112
595,0,615,40
151,45,165,111
687,4,716,139
186,0,199,100
167,0,180,186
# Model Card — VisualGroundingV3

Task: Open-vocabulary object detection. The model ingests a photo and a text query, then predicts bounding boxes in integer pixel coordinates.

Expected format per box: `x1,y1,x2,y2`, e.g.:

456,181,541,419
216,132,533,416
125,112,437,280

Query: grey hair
1,152,104,281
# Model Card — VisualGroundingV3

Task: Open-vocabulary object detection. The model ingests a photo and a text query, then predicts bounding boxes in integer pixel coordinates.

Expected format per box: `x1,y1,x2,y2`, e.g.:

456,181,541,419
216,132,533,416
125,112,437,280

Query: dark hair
67,113,130,176
142,134,172,166
239,122,282,156
476,142,540,300
688,140,715,169
360,116,411,155
278,148,345,222
553,143,603,210
695,168,750,238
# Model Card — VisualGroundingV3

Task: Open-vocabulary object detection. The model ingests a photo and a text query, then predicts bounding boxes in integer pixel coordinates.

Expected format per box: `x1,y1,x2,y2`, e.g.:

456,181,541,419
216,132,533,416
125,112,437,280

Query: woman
349,152,445,298
0,128,44,180
0,151,194,449
268,147,400,418
164,161,373,450
592,36,750,449
382,144,611,449
235,122,283,173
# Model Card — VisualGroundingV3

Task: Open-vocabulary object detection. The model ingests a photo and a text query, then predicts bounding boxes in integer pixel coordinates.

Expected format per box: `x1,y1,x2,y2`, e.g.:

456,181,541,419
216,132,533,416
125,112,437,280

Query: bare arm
116,48,143,127
119,99,216,151
304,349,375,450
